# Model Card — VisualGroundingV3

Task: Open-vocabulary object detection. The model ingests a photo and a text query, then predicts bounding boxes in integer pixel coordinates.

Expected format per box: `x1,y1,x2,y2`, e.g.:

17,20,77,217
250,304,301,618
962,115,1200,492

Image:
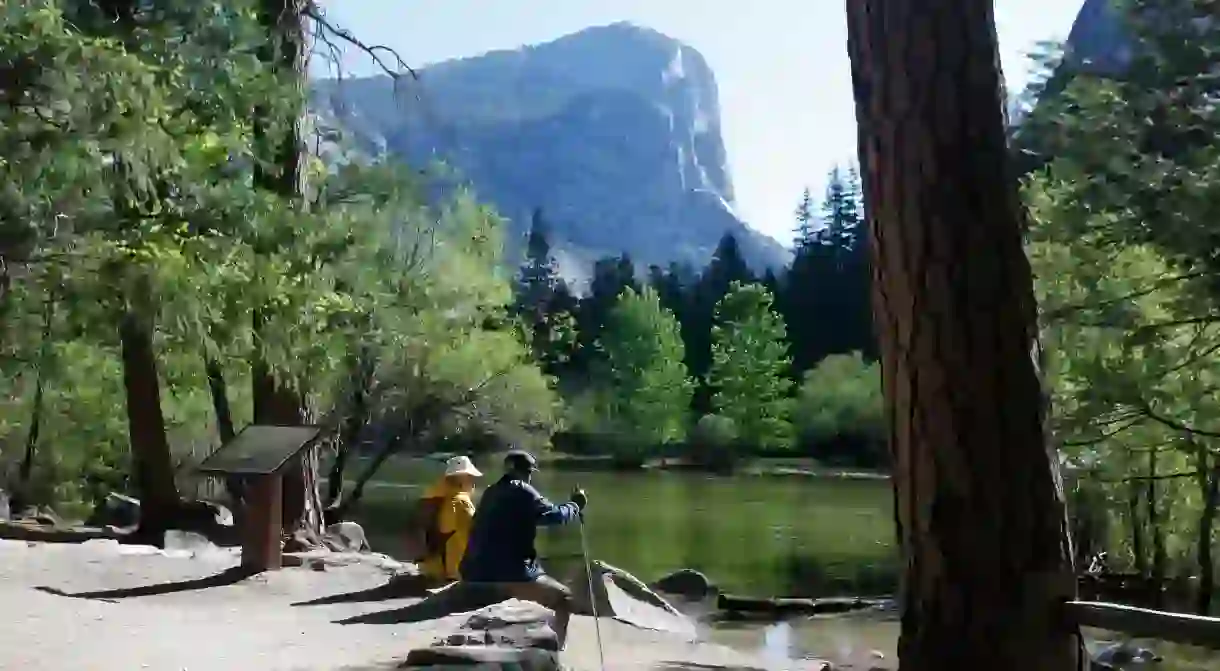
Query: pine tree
515,208,560,316
572,253,639,375
513,208,571,374
820,165,862,257
794,187,818,249
708,282,793,450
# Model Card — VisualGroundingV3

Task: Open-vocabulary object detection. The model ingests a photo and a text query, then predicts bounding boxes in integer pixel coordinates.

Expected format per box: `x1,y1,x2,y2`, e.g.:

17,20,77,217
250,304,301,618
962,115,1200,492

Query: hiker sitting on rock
459,450,588,651
413,456,483,585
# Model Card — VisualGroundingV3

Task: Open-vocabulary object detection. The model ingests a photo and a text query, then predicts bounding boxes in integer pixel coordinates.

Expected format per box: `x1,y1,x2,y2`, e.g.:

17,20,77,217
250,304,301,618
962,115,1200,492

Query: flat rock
402,645,559,670
444,599,559,652
438,622,559,651
462,598,553,629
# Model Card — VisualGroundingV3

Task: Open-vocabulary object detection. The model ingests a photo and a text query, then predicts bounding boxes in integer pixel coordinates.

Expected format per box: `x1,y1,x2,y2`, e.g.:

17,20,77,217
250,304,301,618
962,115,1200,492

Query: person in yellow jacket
418,455,483,584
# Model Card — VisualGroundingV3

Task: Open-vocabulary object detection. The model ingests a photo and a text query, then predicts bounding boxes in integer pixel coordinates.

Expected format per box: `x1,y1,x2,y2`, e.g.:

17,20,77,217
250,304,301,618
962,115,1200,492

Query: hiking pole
578,507,606,671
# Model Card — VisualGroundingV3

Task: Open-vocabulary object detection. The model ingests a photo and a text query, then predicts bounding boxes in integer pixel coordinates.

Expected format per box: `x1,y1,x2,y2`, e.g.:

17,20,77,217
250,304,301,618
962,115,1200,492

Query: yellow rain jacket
418,477,477,582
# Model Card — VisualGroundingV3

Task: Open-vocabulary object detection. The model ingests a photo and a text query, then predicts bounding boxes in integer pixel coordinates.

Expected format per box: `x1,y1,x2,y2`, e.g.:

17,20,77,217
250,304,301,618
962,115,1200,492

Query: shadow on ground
658,663,761,668
33,566,259,601
655,664,765,671
336,582,501,625
292,573,436,606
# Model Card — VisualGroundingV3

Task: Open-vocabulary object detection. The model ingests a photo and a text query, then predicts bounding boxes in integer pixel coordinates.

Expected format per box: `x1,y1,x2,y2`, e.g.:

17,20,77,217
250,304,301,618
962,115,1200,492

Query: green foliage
708,282,793,450
796,352,885,447
590,286,692,451
1008,1,1220,585
780,165,873,374
0,1,560,513
691,413,738,451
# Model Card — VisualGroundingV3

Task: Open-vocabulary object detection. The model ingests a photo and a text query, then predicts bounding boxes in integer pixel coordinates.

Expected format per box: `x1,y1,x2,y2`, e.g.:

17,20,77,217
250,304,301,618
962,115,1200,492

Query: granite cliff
312,23,790,283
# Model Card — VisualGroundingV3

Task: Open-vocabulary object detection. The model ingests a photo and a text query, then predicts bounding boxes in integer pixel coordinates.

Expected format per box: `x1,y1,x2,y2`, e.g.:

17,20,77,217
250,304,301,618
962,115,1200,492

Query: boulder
408,600,561,670
402,645,558,671
456,599,559,651
652,568,717,599
573,561,698,639
162,530,228,560
322,521,369,552
85,492,141,529
17,505,60,527
464,599,555,630
437,622,558,651
1092,641,1161,666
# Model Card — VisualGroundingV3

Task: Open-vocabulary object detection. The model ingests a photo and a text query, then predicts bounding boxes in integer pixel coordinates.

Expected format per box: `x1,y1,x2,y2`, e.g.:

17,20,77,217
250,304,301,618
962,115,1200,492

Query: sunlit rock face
312,23,789,284
1064,0,1133,74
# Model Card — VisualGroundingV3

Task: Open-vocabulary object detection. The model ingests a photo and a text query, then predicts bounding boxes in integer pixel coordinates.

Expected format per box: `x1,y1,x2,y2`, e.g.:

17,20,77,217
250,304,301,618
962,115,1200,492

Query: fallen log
0,521,123,544
716,593,894,619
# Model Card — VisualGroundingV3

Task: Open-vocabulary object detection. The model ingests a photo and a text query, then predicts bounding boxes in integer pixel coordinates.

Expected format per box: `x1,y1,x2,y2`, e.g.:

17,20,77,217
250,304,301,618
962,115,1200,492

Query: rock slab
407,600,561,670
402,645,558,671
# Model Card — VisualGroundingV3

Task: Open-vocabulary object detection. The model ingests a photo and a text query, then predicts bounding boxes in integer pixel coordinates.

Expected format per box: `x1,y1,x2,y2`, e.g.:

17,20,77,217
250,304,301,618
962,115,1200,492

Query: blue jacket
459,475,580,582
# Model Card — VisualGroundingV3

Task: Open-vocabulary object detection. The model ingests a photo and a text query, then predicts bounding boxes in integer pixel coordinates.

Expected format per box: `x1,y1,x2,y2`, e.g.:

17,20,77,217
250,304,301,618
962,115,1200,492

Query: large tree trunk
119,300,180,536
845,1,1080,669
252,0,322,546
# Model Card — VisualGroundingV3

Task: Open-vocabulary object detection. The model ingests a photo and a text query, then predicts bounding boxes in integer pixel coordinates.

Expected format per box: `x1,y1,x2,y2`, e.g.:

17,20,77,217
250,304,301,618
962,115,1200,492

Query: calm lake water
347,456,1218,669
351,457,898,598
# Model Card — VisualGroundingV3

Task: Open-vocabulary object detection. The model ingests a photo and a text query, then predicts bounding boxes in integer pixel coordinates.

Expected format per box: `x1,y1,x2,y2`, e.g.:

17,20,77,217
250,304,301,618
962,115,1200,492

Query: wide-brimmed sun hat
444,455,483,478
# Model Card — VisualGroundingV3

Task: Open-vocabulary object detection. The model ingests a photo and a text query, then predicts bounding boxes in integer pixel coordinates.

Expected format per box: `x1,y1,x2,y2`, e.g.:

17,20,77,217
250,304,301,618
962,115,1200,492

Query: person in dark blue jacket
459,450,587,649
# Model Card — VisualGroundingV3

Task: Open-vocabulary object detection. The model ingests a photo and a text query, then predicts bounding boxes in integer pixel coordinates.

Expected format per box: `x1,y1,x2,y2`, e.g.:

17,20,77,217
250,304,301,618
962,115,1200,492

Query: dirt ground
0,538,826,671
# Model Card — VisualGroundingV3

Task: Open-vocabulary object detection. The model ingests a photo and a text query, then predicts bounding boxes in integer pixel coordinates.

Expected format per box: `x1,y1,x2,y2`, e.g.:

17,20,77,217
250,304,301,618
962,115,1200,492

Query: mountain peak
314,25,789,280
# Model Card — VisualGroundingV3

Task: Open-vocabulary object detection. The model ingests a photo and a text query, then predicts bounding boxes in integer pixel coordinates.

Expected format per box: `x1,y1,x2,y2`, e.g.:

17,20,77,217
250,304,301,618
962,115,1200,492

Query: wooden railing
1064,600,1220,650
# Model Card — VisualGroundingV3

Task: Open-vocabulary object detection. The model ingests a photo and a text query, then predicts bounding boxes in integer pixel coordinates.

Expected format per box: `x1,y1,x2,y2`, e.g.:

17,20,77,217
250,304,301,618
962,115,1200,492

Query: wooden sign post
197,425,322,573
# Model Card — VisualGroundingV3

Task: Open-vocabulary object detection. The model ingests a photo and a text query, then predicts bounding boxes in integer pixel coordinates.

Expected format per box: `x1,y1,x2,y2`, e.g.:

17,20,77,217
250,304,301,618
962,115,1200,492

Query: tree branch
303,3,417,81
1138,399,1220,439
1042,269,1212,321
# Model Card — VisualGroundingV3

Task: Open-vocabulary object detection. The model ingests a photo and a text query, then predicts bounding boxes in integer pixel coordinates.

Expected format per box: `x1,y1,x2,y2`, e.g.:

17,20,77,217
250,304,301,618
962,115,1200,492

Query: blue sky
315,1,1085,244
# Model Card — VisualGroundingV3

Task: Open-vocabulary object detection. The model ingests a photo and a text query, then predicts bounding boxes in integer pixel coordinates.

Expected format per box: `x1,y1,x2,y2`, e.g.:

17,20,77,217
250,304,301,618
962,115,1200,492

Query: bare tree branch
303,3,417,81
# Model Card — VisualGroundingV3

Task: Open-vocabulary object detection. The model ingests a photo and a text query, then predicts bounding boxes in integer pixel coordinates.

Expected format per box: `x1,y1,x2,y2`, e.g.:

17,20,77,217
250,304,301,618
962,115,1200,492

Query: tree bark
331,430,401,521
845,1,1081,669
1128,470,1148,576
1147,445,1167,606
1195,445,1218,615
204,353,247,508
205,355,235,444
14,297,53,510
324,346,375,519
252,0,321,545
119,300,180,534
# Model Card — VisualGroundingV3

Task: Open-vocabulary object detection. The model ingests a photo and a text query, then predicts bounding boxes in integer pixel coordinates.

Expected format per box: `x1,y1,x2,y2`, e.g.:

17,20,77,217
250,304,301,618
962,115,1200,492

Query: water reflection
354,462,899,597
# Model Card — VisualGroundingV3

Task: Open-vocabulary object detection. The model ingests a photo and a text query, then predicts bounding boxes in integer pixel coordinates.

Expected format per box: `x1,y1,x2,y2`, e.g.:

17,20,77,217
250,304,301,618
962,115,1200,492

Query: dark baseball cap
504,450,539,472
